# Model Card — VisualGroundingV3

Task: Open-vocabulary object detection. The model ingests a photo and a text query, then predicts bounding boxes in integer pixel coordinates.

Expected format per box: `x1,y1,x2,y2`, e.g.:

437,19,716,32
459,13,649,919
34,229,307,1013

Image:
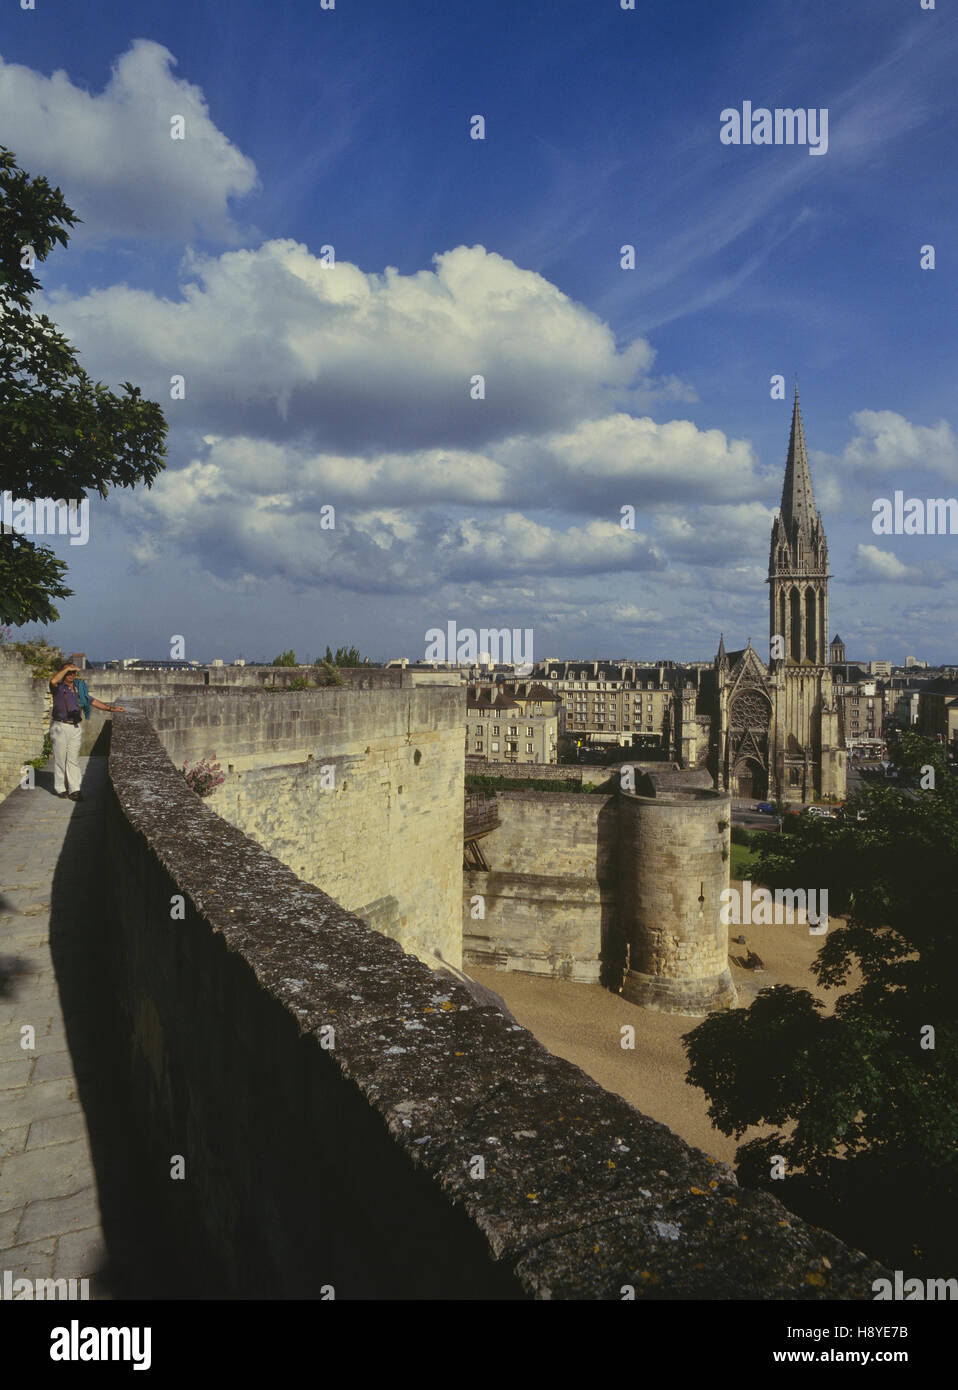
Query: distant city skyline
3,0,957,662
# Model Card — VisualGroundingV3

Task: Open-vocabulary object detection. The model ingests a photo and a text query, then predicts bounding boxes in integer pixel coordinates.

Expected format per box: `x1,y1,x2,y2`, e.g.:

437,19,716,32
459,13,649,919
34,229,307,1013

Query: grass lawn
730,841,762,880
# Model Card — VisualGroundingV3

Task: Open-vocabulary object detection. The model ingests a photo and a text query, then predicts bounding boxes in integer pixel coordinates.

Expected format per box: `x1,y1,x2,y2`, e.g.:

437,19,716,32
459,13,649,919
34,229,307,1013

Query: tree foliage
7,632,65,679
684,748,958,1269
0,147,167,624
272,649,297,667
889,728,948,784
315,644,372,667
312,660,344,687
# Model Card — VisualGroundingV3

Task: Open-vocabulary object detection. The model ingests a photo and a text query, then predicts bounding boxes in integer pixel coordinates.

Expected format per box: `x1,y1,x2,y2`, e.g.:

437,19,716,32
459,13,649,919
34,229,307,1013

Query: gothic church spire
779,386,816,535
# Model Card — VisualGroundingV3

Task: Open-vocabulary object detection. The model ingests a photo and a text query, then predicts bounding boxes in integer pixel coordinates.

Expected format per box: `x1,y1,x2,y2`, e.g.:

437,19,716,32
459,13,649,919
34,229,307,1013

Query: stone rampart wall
0,648,50,798
466,759,676,788
101,706,888,1298
464,792,618,983
123,686,466,969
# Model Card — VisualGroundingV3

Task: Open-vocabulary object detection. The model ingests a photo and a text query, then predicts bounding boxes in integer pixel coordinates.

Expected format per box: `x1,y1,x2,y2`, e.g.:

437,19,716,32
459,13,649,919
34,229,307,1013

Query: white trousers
51,720,82,794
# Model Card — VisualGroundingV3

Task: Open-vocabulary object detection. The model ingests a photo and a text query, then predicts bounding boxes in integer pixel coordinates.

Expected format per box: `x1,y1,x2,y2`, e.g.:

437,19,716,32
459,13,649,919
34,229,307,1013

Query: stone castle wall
130,686,465,970
76,666,426,754
465,759,682,788
464,791,618,983
464,778,735,1014
0,647,50,799
619,789,736,1014
98,703,888,1298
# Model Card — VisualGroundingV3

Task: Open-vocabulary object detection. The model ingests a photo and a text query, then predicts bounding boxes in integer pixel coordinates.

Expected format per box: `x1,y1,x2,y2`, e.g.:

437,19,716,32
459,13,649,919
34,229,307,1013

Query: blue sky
4,0,957,663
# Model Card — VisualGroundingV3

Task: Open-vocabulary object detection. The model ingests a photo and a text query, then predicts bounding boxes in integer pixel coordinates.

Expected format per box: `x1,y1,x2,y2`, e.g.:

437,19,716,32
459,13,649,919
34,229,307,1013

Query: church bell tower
768,388,829,664
767,389,845,802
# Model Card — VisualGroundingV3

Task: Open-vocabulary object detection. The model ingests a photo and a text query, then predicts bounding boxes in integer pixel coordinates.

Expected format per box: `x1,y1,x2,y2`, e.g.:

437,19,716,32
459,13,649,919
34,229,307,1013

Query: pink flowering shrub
180,753,225,798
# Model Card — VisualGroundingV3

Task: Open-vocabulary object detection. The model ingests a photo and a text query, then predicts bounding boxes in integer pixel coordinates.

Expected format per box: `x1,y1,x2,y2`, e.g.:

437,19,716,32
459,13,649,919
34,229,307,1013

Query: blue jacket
75,678,93,720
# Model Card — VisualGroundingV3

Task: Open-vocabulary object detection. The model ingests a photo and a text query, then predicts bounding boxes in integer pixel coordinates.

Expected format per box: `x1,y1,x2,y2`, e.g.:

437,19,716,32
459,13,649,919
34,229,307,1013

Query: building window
492,725,500,735
526,742,534,753
526,726,534,735
491,741,500,752
508,725,518,735
475,742,484,752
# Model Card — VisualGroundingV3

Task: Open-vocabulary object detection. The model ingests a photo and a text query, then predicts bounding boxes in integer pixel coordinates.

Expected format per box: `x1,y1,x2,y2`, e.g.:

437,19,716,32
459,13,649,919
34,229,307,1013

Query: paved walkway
0,755,172,1298
0,757,110,1293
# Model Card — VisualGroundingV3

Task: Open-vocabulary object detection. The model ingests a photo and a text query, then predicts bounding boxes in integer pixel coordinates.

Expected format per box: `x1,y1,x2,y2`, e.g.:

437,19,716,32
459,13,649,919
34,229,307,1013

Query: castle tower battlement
617,784,736,1015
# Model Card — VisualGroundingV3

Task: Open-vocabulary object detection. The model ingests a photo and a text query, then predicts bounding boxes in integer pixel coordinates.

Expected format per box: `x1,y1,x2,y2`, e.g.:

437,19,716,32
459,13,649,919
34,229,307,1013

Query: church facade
674,391,846,804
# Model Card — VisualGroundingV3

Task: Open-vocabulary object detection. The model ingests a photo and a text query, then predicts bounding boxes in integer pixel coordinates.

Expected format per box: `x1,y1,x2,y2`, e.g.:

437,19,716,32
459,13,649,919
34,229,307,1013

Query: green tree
312,661,343,688
890,729,948,786
0,148,167,624
9,632,64,679
314,644,372,667
683,773,958,1270
272,649,297,667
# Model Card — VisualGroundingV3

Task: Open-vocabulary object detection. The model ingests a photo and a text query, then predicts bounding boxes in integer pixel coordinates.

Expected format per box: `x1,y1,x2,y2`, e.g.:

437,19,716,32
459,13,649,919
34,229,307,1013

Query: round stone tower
618,784,736,1015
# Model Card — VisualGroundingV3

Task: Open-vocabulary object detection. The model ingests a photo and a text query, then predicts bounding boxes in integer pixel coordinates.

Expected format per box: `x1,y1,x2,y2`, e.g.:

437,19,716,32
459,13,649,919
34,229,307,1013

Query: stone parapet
98,705,887,1299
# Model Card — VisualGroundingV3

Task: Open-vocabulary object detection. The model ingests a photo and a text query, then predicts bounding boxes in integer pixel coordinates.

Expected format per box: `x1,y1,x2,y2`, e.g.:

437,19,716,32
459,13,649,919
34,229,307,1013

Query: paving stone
2,981,60,1005
27,1111,88,1150
0,1057,32,1089
0,1238,56,1280
0,891,52,914
53,1228,107,1280
0,1032,39,1063
0,1138,97,1213
0,1016,56,1041
15,1187,101,1244
0,1204,22,1246
1,1124,28,1158
0,755,142,1296
31,1052,76,1084
0,923,51,948
0,1078,78,1131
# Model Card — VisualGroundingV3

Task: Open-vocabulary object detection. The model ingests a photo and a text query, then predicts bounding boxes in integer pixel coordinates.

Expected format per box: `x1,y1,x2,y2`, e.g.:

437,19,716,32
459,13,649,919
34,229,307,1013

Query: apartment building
918,677,958,752
465,682,559,764
841,681,886,751
532,660,681,750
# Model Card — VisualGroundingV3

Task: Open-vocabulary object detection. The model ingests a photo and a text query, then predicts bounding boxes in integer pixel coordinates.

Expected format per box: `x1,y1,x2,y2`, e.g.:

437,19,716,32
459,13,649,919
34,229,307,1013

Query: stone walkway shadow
0,754,182,1298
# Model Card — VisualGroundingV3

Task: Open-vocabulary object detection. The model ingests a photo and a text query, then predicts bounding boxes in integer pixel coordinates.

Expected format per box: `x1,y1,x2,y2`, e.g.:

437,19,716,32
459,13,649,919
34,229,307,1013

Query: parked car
756,801,776,814
807,805,837,819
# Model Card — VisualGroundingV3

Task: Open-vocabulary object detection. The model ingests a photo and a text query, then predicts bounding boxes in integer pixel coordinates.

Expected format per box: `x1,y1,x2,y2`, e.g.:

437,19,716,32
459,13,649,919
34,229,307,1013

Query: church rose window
730,688,771,728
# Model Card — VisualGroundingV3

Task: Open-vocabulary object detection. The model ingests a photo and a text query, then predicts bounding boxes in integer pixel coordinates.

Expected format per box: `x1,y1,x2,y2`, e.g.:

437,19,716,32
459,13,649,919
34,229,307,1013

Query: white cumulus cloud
41,240,655,452
839,410,958,479
0,40,258,241
852,544,915,582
